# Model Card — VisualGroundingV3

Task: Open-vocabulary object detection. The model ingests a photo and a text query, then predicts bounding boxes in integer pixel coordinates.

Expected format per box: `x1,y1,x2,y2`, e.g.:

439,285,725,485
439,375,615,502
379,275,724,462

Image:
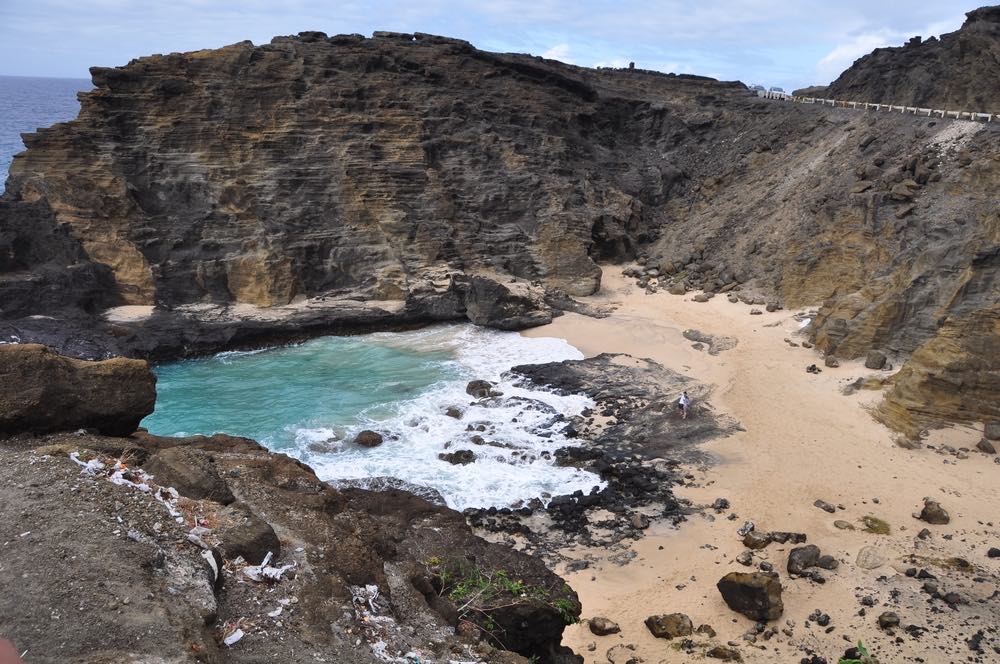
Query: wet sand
524,271,998,663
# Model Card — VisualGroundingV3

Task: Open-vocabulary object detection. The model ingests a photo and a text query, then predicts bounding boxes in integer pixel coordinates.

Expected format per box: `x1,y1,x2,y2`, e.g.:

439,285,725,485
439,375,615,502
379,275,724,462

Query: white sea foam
290,325,603,510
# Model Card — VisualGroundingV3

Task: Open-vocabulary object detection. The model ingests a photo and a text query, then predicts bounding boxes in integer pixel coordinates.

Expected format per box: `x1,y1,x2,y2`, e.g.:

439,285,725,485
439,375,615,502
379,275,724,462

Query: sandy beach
525,270,998,663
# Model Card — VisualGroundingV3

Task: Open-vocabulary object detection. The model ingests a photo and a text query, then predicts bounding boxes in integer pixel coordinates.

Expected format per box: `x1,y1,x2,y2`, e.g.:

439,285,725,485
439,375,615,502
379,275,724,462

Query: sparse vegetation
423,556,580,650
861,515,891,535
838,640,879,664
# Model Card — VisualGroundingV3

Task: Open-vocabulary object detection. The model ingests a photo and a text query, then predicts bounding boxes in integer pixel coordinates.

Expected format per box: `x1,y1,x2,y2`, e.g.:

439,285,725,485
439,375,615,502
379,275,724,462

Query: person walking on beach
677,391,691,419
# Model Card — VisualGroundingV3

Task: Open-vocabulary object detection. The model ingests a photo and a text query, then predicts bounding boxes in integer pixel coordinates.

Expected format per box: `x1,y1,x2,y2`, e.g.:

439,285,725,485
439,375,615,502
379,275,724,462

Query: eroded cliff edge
806,6,1000,111
0,30,998,435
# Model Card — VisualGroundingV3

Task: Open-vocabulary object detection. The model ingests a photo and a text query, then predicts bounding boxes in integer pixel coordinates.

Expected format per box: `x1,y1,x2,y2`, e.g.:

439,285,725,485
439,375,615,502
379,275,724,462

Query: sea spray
143,324,604,509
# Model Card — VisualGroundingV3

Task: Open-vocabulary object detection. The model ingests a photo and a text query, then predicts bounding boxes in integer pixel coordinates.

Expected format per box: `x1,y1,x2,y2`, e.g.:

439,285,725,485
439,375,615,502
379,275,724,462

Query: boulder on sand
645,612,693,639
865,350,887,369
917,498,950,525
588,616,620,636
0,343,155,437
716,572,783,621
787,545,821,575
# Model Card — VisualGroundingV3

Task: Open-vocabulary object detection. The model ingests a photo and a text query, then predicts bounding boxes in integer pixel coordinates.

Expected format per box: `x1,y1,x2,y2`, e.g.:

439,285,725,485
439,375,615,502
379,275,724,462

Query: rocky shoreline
1,378,583,664
0,313,749,664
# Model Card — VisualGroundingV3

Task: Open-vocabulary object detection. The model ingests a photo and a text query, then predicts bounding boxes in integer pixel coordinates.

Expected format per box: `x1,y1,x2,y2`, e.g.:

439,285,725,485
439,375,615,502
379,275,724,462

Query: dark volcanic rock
353,430,384,447
717,572,784,621
878,611,901,631
918,498,951,525
511,353,740,458
0,200,119,318
0,343,155,437
865,350,887,370
466,379,498,399
438,449,476,465
787,545,821,575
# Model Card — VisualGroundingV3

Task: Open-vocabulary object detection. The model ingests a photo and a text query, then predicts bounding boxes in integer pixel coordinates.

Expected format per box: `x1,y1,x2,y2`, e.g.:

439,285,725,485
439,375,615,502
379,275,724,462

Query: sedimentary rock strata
1,30,998,431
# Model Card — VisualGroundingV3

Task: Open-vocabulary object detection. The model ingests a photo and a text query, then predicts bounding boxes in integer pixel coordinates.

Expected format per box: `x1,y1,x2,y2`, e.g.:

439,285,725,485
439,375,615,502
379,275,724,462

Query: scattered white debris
201,550,220,584
69,452,104,475
267,597,292,618
242,551,294,582
19,531,30,538
223,628,245,647
352,584,382,614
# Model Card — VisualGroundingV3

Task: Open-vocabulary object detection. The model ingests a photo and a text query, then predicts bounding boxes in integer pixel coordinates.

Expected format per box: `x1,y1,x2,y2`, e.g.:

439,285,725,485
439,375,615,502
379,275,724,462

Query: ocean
143,324,601,510
0,75,91,192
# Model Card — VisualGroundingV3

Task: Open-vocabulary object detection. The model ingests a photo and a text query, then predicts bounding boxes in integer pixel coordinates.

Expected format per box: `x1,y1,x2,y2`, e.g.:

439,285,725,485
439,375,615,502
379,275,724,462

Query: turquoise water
143,325,603,509
144,335,455,448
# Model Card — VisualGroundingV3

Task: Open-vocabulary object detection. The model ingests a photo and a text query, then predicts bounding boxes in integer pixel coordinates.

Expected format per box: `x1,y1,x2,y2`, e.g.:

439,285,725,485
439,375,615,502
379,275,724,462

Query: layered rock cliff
1,29,998,433
806,5,1000,110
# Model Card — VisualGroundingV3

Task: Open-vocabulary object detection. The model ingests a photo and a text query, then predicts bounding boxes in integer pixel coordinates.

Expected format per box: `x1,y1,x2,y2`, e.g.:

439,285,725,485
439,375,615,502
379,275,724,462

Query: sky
0,1,986,91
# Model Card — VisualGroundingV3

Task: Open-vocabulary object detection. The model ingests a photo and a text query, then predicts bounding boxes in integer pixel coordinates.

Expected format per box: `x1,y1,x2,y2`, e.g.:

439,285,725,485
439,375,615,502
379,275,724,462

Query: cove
142,324,603,509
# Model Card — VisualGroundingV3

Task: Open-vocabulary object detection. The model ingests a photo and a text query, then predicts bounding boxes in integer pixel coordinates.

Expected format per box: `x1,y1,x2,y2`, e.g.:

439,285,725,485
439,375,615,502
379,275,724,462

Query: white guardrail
756,90,996,122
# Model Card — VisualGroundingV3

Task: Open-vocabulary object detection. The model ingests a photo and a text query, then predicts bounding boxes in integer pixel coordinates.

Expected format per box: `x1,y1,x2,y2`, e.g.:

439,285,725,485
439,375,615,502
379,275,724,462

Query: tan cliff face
7,37,674,307
1,31,998,433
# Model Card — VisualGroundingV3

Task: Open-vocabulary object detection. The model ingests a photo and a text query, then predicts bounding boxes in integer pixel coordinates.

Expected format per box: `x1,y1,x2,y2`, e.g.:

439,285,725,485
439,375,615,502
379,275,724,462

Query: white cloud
541,43,574,64
816,30,900,83
593,57,631,68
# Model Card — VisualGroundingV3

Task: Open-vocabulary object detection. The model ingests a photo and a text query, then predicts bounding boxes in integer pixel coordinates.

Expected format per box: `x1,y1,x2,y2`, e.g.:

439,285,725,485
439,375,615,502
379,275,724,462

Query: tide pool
142,324,603,509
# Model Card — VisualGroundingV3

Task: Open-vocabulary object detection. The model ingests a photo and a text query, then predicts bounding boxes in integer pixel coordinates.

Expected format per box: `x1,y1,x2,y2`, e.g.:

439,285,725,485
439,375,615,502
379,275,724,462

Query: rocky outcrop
0,199,119,318
874,303,1000,437
0,429,581,664
511,353,740,457
819,7,1000,110
0,343,155,436
1,30,999,431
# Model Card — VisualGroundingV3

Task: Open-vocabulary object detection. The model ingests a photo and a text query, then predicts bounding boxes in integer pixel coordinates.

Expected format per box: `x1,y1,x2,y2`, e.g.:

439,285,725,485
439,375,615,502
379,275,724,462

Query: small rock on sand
707,645,743,661
813,499,836,513
588,616,620,636
645,612,693,639
878,611,900,630
917,498,950,525
856,545,888,570
787,545,821,575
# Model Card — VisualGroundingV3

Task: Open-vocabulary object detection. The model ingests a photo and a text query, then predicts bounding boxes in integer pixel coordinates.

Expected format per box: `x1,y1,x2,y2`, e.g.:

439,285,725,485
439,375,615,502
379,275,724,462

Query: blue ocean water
143,325,601,509
0,75,91,192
